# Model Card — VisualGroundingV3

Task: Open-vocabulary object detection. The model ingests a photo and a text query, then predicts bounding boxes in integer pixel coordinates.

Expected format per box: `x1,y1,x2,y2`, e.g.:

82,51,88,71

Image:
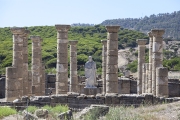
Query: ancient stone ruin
0,25,179,109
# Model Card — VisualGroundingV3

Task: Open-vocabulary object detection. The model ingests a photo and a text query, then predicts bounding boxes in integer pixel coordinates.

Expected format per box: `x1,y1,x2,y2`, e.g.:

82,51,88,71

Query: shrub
0,106,17,118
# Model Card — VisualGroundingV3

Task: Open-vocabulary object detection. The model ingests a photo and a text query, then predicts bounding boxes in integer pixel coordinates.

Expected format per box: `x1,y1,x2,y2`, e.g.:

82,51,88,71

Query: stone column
142,63,146,94
6,27,25,101
31,36,42,96
148,32,153,93
39,38,45,95
22,30,30,95
101,40,107,95
55,25,71,94
105,26,120,95
69,40,78,93
151,29,165,96
145,63,149,93
156,67,168,97
137,39,147,94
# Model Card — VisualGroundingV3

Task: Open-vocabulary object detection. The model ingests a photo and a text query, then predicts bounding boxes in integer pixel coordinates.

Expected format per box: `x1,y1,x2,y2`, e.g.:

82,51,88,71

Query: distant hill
101,11,180,39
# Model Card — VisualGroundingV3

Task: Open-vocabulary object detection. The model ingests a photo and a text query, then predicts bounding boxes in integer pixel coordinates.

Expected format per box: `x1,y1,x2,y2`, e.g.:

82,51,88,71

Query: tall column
145,63,149,93
137,39,147,94
69,40,78,93
142,63,146,94
105,26,120,95
40,38,45,95
156,67,168,97
31,36,42,96
101,40,107,95
6,27,25,101
22,30,30,95
55,25,71,94
151,29,165,96
148,32,153,93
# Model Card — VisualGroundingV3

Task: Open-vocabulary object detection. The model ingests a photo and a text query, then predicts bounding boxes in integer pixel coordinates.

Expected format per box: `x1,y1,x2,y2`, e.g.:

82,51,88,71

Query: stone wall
0,94,177,110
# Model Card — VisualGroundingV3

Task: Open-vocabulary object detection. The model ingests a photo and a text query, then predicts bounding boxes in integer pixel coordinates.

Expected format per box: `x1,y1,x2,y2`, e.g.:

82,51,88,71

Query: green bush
0,106,17,118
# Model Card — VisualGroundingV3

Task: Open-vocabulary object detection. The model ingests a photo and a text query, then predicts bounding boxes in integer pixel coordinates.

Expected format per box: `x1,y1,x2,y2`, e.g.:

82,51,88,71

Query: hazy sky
0,0,180,27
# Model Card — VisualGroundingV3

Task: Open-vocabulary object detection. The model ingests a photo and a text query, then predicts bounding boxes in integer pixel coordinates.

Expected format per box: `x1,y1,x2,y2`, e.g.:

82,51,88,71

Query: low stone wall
0,94,177,110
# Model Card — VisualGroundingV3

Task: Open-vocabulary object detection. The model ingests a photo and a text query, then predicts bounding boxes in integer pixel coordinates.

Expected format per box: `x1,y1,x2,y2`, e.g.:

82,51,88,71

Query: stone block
47,83,55,88
84,88,97,95
13,43,23,51
156,85,168,97
6,67,17,79
105,96,112,104
119,80,130,94
156,67,168,77
57,43,68,53
107,33,118,40
106,65,118,74
106,73,118,81
111,96,119,104
106,56,118,65
32,85,41,95
32,52,40,58
130,80,137,94
56,64,68,73
156,76,168,85
6,79,23,91
107,41,118,50
107,49,118,56
57,32,68,39
168,83,179,97
106,81,118,93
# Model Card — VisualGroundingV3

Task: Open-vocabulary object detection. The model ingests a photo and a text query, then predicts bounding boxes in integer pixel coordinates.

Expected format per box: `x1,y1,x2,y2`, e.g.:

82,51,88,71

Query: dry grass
103,101,180,120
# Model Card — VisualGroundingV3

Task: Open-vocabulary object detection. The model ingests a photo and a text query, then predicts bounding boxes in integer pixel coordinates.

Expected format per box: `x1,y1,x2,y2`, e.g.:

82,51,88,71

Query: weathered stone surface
137,39,147,95
22,110,38,120
119,80,130,94
34,109,48,119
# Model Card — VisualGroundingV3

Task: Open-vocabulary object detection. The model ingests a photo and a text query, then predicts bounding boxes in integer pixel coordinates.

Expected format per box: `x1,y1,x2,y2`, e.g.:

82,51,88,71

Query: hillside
101,11,180,39
0,25,148,75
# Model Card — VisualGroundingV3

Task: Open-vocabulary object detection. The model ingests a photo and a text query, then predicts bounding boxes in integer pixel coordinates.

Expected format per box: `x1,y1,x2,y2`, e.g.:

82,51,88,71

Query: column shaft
151,29,165,96
137,39,147,94
6,27,25,101
156,67,168,97
105,26,120,95
148,32,153,93
31,36,43,96
55,25,71,94
101,40,107,95
22,30,30,95
69,40,78,93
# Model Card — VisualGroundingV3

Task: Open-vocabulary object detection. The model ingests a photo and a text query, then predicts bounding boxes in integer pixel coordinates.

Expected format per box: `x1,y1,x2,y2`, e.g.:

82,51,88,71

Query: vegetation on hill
0,25,148,75
101,11,180,39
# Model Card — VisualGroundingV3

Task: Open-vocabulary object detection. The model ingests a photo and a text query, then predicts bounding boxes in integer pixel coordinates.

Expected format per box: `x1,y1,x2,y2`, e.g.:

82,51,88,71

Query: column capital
106,26,120,33
137,39,147,45
148,32,153,37
23,30,30,36
151,29,165,37
30,36,41,42
69,40,78,45
10,27,25,35
55,24,71,32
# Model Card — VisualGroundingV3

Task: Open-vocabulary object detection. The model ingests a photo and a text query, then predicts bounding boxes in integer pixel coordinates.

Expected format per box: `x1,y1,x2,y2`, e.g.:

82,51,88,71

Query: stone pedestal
105,26,120,95
69,40,78,93
156,67,168,97
31,36,43,96
101,40,107,95
148,32,153,93
151,29,165,96
55,25,71,94
137,39,147,94
6,27,25,102
22,30,30,95
84,88,98,95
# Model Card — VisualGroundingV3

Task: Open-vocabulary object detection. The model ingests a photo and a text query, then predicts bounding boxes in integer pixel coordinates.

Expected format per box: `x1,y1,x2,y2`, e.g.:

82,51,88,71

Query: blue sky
0,0,180,27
